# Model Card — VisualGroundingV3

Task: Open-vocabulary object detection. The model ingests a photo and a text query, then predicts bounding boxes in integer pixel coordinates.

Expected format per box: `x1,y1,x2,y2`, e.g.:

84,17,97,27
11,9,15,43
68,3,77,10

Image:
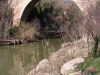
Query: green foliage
9,26,19,38
92,36,99,57
33,1,63,30
76,57,92,72
29,1,63,39
76,57,100,75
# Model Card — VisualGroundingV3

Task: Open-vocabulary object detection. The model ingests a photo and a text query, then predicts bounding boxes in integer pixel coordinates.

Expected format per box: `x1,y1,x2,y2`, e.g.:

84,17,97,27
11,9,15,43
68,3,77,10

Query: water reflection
0,38,63,75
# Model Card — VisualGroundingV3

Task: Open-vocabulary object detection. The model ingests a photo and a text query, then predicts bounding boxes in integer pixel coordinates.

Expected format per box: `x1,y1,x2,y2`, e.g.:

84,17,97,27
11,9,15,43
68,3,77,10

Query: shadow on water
0,38,64,75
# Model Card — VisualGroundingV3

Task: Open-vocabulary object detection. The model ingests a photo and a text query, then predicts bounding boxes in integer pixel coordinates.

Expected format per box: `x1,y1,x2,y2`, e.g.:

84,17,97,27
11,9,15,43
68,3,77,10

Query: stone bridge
11,0,95,24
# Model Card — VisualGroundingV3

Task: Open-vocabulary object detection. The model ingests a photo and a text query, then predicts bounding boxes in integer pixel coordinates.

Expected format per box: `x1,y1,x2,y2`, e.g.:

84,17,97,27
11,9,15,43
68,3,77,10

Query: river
0,38,64,75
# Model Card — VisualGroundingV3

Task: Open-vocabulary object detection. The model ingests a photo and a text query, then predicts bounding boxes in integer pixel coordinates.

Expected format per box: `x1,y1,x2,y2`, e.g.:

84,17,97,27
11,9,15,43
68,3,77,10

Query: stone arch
21,0,39,21
20,0,84,22
13,0,88,24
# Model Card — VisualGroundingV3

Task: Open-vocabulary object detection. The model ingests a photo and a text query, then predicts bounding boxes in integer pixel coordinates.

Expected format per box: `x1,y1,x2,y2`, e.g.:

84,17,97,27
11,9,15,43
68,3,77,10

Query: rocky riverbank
27,38,92,75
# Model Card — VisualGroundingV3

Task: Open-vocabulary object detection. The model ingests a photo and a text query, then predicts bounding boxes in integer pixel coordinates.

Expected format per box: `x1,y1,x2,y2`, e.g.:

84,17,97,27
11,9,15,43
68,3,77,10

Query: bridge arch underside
21,0,39,21
21,0,83,22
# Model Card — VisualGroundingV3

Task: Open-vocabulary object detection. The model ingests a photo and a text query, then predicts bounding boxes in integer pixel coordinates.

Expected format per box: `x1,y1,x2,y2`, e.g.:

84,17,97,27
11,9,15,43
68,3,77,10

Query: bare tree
84,0,100,56
0,0,13,40
84,0,100,38
58,2,83,42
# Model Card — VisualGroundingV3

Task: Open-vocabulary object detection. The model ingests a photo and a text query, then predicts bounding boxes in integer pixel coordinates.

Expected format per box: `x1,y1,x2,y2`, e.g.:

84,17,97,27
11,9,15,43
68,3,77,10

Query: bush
9,18,40,42
18,19,40,42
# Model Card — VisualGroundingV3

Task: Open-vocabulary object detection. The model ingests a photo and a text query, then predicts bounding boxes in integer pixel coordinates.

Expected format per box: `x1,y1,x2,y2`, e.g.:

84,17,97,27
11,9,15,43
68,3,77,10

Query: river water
0,38,64,75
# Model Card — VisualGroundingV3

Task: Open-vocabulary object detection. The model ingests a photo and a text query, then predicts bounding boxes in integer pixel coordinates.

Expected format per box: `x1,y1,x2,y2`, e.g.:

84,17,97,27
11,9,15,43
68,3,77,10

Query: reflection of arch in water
0,51,7,72
0,48,25,75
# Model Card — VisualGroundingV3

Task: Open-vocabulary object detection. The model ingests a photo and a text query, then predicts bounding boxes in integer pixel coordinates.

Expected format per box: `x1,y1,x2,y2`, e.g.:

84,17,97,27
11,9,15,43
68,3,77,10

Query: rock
61,57,84,75
49,49,71,73
69,71,82,75
28,38,91,75
27,59,52,75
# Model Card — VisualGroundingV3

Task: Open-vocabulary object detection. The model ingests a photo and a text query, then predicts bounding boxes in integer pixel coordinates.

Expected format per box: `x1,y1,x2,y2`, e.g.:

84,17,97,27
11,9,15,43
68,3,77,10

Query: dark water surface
0,38,64,75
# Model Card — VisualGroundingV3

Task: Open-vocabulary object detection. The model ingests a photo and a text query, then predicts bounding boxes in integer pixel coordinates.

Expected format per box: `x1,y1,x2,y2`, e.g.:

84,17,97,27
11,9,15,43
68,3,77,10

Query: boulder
61,57,84,75
49,49,71,73
27,59,52,75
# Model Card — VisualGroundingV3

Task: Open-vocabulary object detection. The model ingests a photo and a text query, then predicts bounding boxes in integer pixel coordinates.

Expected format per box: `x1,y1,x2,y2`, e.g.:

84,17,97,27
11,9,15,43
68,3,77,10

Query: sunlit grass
76,56,100,75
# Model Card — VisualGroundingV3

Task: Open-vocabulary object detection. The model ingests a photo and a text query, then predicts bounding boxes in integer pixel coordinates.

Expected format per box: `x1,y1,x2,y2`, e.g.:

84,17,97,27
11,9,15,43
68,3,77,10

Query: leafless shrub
30,18,41,32
18,18,41,42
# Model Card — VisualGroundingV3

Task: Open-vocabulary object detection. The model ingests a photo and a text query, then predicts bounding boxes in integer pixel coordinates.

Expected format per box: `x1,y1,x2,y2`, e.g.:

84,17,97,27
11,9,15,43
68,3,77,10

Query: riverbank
0,38,39,46
0,39,22,46
0,36,61,46
27,37,93,75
